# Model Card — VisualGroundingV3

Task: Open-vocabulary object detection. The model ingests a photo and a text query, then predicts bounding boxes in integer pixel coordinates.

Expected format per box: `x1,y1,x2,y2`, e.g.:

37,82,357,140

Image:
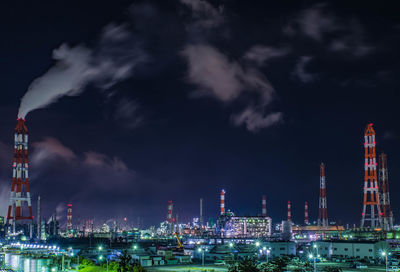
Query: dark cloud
292,56,316,83
243,45,291,66
113,98,144,129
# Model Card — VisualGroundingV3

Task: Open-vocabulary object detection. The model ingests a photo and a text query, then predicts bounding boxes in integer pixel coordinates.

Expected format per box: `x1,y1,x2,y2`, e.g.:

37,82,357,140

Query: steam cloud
18,24,147,118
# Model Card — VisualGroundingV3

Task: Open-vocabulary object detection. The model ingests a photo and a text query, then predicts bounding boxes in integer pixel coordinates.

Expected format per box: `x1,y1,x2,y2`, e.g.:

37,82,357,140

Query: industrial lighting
229,243,233,248
309,254,313,259
382,251,386,256
255,241,260,247
133,245,137,250
98,246,103,251
197,248,202,252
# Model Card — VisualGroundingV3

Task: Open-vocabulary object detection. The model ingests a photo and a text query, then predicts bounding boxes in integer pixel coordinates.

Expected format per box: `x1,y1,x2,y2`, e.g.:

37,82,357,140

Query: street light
382,251,388,272
266,249,271,262
198,248,205,266
309,254,316,272
99,255,109,272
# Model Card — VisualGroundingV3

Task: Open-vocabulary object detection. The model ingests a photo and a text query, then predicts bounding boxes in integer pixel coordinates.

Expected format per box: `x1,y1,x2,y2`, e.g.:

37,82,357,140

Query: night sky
0,0,399,228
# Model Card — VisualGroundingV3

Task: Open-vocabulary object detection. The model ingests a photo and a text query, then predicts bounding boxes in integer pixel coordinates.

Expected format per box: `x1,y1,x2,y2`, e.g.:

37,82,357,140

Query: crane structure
361,124,382,228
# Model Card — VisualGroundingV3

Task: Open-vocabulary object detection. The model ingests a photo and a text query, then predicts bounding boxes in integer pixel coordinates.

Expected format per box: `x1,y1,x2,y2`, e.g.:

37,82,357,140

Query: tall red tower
379,152,393,230
167,200,174,233
220,190,225,215
6,118,33,233
318,163,328,228
67,204,73,231
304,201,309,225
361,124,382,228
262,195,267,217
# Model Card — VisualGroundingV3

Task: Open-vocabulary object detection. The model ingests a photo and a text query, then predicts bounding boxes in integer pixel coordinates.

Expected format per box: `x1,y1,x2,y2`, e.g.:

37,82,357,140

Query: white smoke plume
18,24,147,118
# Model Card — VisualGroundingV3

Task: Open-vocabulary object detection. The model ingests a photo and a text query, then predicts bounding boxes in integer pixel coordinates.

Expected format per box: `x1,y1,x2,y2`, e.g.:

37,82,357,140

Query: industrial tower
379,152,393,230
287,201,291,221
199,198,203,227
361,124,382,228
6,118,33,234
220,190,225,215
262,195,267,217
304,201,309,225
167,200,174,233
318,163,328,228
67,204,72,231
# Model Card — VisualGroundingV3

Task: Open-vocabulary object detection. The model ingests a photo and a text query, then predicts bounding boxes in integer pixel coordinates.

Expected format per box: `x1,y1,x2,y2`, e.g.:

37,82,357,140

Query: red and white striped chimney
304,201,309,225
167,200,173,223
287,201,291,221
262,195,267,217
220,190,225,215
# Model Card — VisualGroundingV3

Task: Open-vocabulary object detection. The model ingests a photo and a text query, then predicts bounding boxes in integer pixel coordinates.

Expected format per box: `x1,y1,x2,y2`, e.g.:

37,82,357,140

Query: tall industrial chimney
361,124,382,228
287,201,291,221
379,153,393,230
6,118,33,233
199,198,203,227
37,195,41,239
262,195,267,217
167,200,173,233
304,201,309,225
220,190,225,215
67,204,72,232
318,163,328,228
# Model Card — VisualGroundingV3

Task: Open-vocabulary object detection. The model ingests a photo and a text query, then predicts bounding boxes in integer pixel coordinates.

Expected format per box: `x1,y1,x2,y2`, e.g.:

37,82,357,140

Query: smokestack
379,153,394,231
67,204,72,232
167,200,173,234
318,162,328,228
37,196,41,239
200,198,203,227
262,195,267,217
287,201,291,221
6,118,34,234
304,201,309,225
220,190,225,215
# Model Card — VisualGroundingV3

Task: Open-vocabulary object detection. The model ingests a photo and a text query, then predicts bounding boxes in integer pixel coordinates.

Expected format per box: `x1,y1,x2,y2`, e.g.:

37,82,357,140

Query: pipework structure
6,118,33,234
379,152,393,230
318,162,328,228
361,124,382,228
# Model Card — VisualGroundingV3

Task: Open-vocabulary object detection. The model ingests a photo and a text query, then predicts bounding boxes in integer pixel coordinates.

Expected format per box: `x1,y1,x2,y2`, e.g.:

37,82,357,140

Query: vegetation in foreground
76,250,146,272
228,257,343,272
